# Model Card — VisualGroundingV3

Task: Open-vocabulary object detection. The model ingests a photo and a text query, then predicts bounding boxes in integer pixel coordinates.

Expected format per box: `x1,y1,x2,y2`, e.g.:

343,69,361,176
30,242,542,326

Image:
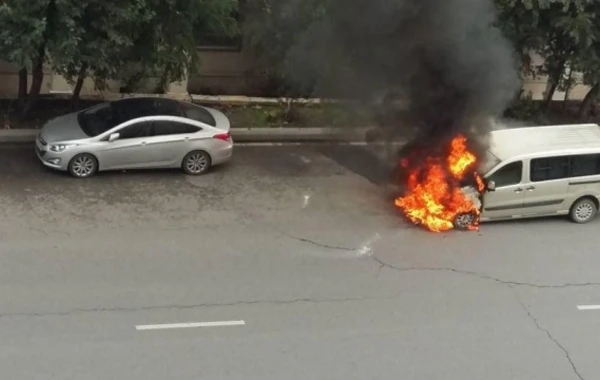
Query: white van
456,123,600,229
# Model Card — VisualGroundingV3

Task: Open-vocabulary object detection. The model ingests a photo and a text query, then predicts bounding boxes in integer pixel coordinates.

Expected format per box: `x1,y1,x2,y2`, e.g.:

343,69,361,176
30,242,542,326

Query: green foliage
243,0,328,97
504,91,544,120
0,0,50,68
49,1,153,90
222,103,374,128
127,0,239,89
493,0,599,112
572,3,600,82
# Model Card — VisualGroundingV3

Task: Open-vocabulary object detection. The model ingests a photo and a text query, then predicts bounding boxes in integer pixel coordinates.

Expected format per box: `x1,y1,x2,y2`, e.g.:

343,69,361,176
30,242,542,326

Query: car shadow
316,143,395,185
481,215,574,227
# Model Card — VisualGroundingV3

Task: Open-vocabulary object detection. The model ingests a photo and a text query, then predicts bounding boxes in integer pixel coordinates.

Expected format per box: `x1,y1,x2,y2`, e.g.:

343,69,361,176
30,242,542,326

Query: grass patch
211,103,376,129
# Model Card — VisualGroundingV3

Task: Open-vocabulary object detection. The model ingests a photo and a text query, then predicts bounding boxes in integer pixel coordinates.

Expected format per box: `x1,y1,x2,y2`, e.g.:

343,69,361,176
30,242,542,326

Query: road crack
514,293,585,380
373,256,589,379
281,232,355,251
0,293,404,320
372,257,600,289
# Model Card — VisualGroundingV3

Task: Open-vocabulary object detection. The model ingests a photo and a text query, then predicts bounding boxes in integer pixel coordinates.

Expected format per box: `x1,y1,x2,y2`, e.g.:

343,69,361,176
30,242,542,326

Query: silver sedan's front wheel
569,198,598,224
182,151,211,175
68,153,98,178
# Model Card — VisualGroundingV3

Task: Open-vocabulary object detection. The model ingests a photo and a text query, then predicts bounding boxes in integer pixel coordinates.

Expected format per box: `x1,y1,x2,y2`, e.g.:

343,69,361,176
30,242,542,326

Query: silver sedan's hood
40,112,88,143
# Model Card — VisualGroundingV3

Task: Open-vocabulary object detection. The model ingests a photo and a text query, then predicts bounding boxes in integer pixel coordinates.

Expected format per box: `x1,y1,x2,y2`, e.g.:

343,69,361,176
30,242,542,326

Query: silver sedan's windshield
78,103,115,137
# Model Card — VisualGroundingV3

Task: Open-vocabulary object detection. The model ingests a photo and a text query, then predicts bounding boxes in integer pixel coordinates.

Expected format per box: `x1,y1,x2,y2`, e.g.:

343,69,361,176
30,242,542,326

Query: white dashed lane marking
577,305,600,311
135,320,246,331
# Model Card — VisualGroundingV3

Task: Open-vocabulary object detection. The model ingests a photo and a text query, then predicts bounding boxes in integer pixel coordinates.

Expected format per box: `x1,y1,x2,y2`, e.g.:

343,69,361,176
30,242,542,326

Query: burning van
394,134,486,232
396,123,600,232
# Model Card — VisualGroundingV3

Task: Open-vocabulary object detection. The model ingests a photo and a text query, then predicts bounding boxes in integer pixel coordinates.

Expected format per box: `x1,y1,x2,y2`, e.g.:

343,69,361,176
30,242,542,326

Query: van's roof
489,123,600,161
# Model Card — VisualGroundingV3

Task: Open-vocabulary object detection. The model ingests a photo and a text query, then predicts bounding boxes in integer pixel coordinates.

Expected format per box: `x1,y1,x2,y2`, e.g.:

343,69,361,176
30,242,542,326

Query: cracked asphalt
1,143,599,379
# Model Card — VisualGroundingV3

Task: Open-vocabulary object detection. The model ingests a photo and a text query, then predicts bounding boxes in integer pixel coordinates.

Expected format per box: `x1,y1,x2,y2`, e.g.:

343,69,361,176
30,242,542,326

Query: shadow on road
317,144,394,186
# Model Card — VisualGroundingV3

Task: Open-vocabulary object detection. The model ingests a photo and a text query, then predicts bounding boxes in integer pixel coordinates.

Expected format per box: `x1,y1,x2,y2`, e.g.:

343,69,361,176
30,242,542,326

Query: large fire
395,135,485,232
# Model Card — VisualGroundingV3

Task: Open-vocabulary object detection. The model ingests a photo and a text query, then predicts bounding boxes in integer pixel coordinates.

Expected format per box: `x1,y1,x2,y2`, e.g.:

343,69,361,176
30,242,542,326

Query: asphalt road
1,143,599,380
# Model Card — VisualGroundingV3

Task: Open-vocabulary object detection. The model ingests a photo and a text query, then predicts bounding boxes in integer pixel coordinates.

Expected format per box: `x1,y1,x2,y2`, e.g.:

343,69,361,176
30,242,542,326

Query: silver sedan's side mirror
108,133,120,142
487,180,496,191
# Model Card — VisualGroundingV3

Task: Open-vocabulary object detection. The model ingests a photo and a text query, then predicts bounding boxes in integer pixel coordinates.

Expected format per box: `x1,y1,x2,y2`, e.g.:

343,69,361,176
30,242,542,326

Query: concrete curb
0,129,38,143
0,127,371,144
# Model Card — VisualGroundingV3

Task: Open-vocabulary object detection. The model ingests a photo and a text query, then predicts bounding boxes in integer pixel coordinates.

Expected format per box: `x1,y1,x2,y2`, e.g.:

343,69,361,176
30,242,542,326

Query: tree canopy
3,0,600,119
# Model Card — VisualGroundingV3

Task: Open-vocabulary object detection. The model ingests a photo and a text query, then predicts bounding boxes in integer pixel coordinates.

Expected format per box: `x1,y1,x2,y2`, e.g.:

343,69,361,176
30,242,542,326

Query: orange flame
395,135,483,232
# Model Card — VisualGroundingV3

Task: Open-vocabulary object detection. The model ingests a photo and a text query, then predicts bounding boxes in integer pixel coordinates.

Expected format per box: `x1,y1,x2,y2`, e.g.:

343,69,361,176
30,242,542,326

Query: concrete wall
0,59,122,97
0,50,594,100
0,48,263,97
187,49,265,95
0,60,53,97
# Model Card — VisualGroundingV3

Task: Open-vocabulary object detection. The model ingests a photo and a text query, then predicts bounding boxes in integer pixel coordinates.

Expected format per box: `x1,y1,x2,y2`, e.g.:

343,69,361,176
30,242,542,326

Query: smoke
281,0,519,155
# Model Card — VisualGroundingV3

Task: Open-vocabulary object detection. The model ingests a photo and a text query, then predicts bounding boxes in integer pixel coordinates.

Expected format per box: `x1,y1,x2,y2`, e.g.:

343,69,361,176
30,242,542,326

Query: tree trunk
543,79,560,112
70,64,88,110
543,63,566,112
159,68,170,94
20,0,55,119
562,68,573,110
577,83,600,119
19,48,45,120
17,68,28,110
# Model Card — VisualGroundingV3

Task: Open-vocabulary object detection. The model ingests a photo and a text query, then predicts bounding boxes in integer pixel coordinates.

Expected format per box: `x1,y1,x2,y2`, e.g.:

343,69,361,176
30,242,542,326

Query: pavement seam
514,292,585,380
372,257,600,289
0,293,405,320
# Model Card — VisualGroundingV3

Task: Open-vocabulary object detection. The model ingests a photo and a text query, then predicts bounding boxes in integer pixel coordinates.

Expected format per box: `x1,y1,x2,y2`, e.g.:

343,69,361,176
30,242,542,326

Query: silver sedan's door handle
514,188,523,193
526,186,535,191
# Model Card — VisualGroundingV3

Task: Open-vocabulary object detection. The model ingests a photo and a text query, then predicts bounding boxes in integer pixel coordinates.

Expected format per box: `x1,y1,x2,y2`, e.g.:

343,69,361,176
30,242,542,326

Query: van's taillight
213,132,230,141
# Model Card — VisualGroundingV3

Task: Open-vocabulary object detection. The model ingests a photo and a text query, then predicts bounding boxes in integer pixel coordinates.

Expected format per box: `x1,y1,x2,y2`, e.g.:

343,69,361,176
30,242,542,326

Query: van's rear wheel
569,198,598,224
454,212,476,230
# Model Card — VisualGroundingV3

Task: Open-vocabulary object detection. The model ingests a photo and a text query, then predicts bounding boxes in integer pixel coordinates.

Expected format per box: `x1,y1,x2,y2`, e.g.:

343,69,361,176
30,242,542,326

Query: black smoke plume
278,0,519,160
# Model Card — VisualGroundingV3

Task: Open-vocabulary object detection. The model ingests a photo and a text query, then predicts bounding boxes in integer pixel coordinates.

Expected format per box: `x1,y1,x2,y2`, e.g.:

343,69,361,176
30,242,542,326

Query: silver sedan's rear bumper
211,141,233,165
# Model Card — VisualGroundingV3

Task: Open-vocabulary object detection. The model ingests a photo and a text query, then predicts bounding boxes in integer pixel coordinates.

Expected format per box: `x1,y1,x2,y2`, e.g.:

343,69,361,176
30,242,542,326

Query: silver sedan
35,97,233,178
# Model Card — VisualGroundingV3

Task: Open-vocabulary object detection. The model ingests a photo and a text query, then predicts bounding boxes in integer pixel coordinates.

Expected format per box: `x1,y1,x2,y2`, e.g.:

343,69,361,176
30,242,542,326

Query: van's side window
570,154,600,177
530,154,600,181
530,156,570,182
489,161,522,187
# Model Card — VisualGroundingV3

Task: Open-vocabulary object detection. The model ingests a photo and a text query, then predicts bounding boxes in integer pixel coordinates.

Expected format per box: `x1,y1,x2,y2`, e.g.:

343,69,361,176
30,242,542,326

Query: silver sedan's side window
118,122,152,139
153,121,201,136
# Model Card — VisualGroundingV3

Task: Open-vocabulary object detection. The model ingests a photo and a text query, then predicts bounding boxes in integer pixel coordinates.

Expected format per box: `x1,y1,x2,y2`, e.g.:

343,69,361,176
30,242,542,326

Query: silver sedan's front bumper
35,136,68,171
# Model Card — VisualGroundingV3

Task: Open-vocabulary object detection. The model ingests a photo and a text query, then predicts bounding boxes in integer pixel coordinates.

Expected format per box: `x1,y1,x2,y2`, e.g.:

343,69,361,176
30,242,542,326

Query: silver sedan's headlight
49,144,77,152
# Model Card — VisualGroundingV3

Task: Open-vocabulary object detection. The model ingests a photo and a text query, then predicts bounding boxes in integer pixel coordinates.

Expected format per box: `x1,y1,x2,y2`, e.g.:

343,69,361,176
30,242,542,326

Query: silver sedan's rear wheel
454,212,476,230
569,198,598,224
68,153,98,178
182,151,211,175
